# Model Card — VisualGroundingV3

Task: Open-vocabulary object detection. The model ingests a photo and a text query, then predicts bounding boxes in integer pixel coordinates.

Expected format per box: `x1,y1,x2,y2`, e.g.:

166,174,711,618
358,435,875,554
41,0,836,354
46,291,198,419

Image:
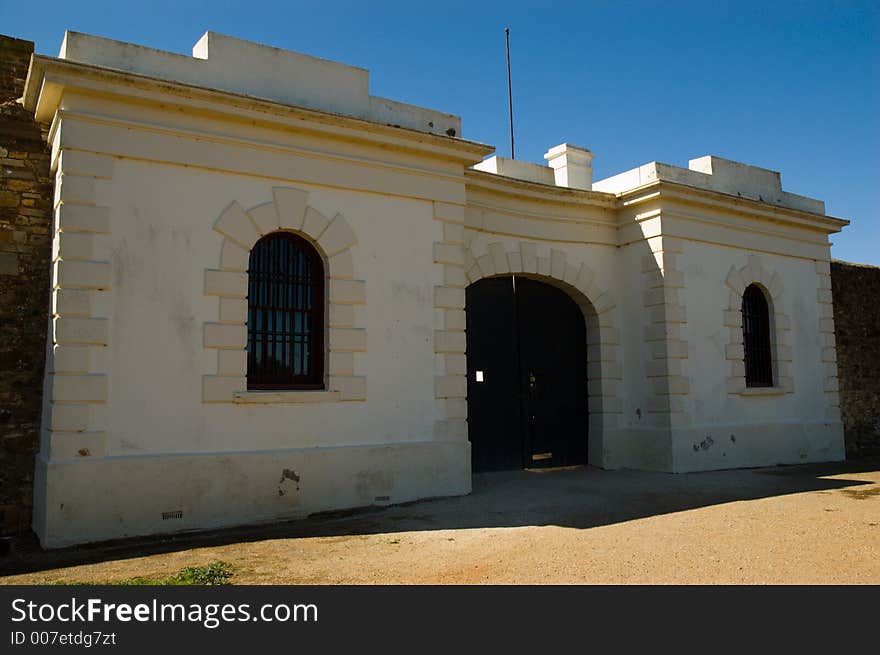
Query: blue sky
4,1,877,263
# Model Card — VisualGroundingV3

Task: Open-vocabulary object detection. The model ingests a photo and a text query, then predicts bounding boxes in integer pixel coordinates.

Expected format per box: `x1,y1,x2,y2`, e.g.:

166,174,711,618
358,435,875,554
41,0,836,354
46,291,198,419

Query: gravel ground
2,458,878,584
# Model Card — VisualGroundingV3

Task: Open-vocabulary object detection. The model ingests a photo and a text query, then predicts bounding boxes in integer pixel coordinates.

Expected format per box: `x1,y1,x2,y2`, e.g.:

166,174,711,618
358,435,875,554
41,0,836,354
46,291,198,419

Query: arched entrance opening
466,275,589,472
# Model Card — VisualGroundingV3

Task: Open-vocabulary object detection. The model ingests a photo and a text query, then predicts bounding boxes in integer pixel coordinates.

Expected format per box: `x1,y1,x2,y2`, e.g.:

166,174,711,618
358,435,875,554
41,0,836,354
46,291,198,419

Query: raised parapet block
594,155,825,214
687,156,824,213
57,31,461,138
544,143,593,190
368,96,460,137
472,155,555,185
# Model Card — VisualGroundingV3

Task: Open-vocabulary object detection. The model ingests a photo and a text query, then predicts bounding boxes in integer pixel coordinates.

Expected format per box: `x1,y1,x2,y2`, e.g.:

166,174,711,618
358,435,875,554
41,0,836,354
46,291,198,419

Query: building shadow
1,456,877,578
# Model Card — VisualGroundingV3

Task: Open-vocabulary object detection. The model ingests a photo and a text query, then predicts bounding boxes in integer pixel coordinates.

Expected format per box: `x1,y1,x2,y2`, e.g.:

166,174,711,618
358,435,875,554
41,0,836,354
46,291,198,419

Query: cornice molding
614,180,848,235
24,55,494,165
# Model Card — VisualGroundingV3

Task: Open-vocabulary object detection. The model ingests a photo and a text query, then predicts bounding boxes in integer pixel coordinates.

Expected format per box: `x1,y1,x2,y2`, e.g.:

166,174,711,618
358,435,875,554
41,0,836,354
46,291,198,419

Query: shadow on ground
2,456,877,578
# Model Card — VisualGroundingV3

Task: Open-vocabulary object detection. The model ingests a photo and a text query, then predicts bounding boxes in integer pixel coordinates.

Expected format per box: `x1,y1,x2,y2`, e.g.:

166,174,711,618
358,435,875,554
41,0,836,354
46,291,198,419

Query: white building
22,32,847,548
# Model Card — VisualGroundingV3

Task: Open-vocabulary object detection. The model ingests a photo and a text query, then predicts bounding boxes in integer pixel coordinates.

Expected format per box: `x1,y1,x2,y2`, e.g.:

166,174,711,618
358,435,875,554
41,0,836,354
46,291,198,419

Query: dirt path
2,460,878,584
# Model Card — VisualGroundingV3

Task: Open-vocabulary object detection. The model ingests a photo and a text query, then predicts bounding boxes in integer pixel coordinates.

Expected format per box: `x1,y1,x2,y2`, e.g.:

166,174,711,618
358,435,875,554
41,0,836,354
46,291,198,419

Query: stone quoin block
442,221,464,244
550,249,566,280
214,201,260,250
329,279,366,305
443,265,467,288
273,187,309,230
725,343,745,360
53,289,91,316
202,376,245,403
302,207,330,239
434,286,465,309
329,249,355,279
55,260,111,289
205,269,247,297
725,266,747,295
729,360,745,378
55,174,97,206
217,349,247,376
592,290,616,314
520,242,538,273
58,150,114,179
53,317,108,346
219,239,250,271
537,256,551,277
318,214,357,257
507,252,523,273
477,254,494,278
444,354,467,375
48,404,91,432
55,203,110,234
434,375,467,399
218,297,247,323
329,351,355,377
443,309,466,331
652,341,689,359
433,242,465,266
329,328,367,352
445,398,468,420
433,202,465,224
51,345,91,373
574,263,595,294
329,304,355,327
434,330,466,353
54,232,95,261
488,242,509,274
50,374,108,403
330,376,367,401
203,323,247,349
46,431,107,460
246,202,277,235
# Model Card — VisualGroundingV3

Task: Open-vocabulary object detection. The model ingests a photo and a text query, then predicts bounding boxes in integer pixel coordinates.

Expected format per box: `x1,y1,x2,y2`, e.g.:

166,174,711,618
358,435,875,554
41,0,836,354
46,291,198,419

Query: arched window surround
202,186,367,404
723,255,793,396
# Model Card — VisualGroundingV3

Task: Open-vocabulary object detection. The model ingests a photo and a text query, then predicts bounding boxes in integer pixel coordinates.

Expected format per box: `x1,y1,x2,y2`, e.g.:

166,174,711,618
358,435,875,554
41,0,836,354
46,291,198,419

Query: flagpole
505,27,515,159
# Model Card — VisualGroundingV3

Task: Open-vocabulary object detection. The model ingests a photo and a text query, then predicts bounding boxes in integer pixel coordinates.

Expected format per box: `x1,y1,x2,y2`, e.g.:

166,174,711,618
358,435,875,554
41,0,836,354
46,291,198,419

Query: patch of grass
53,561,234,586
839,487,880,500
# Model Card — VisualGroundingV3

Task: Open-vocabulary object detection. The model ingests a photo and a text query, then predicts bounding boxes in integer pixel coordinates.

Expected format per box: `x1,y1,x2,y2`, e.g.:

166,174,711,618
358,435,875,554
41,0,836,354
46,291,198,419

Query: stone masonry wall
831,260,880,456
0,35,52,536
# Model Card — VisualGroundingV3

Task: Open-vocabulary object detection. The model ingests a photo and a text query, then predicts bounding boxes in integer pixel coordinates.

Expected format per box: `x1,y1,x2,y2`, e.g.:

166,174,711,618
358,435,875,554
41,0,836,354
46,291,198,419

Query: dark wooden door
466,276,588,472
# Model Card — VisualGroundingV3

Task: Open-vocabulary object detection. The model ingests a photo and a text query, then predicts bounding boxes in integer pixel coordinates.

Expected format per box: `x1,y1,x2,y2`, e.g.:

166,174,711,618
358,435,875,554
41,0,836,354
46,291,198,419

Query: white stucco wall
672,240,843,470
30,70,485,545
98,160,441,452
25,31,847,547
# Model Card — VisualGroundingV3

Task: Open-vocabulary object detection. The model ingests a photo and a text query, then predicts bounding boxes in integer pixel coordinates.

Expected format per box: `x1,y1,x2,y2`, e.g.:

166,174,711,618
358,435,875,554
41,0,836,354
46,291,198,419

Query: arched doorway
466,275,588,472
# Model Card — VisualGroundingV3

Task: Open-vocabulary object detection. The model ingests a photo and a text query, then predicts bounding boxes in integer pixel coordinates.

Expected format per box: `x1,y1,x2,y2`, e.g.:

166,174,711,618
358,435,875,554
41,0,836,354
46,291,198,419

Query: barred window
247,232,324,390
742,284,773,387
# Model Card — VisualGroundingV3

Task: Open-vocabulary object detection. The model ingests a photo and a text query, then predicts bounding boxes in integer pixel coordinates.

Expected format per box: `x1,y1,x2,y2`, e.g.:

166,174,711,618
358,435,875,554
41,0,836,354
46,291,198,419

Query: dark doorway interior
465,275,588,472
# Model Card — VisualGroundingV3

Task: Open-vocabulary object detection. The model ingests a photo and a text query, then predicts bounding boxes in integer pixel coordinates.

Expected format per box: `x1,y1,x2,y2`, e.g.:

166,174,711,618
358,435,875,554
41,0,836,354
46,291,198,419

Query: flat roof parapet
472,156,556,186
57,31,462,138
593,155,825,214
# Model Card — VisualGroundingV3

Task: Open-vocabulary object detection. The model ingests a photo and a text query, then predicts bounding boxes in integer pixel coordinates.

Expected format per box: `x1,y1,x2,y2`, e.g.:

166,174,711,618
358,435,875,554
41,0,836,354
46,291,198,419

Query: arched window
741,284,773,387
247,232,324,390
